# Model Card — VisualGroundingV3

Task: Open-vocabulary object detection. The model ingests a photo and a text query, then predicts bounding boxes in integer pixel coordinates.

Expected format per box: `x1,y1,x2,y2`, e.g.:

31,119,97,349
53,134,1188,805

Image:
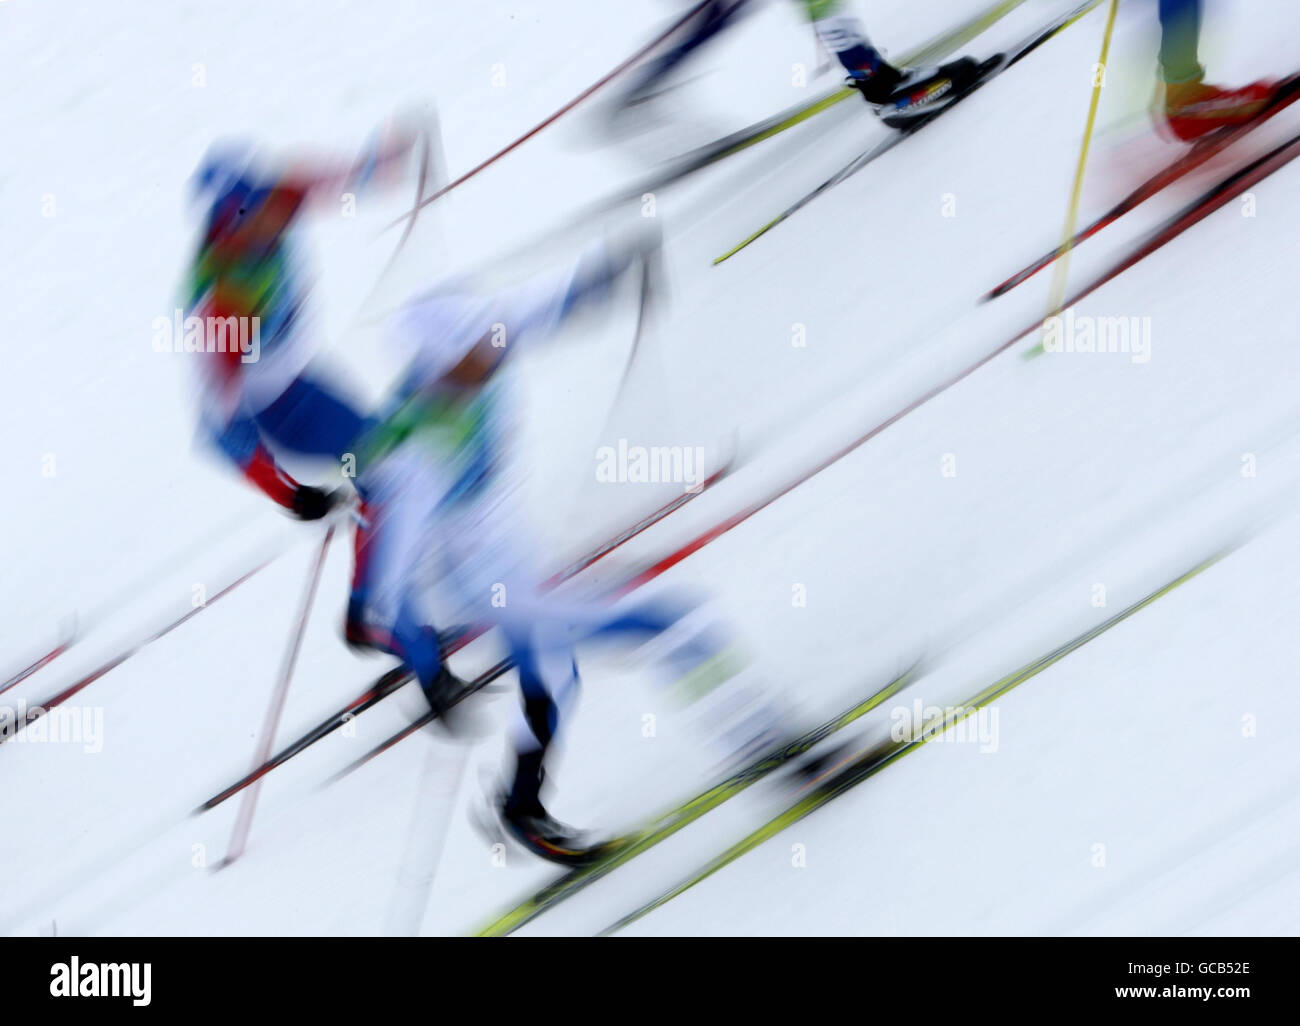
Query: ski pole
217,524,335,868
1032,0,1120,358
382,1,712,229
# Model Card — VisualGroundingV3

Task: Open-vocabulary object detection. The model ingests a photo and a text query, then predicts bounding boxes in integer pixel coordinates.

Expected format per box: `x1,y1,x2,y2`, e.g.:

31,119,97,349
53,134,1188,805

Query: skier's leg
353,450,453,695
511,584,791,769
1156,0,1275,141
500,620,581,820
801,1,981,118
804,1,897,83
1157,0,1204,84
594,593,792,765
488,603,604,861
345,494,379,648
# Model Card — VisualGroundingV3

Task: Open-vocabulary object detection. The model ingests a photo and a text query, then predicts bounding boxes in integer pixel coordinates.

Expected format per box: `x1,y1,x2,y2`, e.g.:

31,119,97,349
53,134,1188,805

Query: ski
600,549,1230,935
325,655,517,784
198,621,477,812
0,630,74,697
0,510,286,695
986,71,1300,300
602,0,1033,209
195,464,733,812
1022,124,1300,357
415,2,1037,289
713,0,1105,265
543,458,732,588
1,559,272,747
196,665,408,812
473,662,919,936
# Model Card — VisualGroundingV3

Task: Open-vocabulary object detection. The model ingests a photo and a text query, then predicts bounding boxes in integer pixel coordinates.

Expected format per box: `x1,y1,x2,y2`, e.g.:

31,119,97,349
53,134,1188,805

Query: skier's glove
290,485,341,521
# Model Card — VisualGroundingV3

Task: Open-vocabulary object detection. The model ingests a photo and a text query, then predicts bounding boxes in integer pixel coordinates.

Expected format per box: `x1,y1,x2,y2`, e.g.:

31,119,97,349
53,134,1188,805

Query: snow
3,0,1299,936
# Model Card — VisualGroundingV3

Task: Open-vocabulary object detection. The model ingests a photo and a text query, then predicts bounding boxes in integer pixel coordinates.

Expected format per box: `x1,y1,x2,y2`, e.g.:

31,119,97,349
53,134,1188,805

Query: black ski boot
499,751,611,866
846,61,905,104
877,56,987,128
420,664,475,730
791,740,857,788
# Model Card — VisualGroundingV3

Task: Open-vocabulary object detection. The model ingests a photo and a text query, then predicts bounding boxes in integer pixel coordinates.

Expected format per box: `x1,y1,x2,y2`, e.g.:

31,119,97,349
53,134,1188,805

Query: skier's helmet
191,141,272,240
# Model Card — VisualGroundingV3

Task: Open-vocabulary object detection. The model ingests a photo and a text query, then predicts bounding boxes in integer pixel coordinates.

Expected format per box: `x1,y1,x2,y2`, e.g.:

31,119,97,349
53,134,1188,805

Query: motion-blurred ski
1020,124,1300,357
1,559,273,747
324,656,515,784
599,549,1230,934
474,662,919,936
603,0,1033,207
713,0,1104,264
986,70,1300,300
0,631,74,697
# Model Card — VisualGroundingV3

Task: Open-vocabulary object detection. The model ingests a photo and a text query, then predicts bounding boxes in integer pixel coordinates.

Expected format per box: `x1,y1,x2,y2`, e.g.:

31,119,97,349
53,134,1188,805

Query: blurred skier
615,1,1279,141
185,127,431,655
1156,0,1277,141
612,0,982,128
355,230,787,863
800,0,981,117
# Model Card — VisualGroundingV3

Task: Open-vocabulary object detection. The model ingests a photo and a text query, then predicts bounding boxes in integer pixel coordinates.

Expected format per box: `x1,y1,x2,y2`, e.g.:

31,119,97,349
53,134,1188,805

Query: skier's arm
185,284,310,512
278,123,417,206
494,236,648,353
391,231,655,390
203,408,337,519
441,240,643,385
203,408,293,504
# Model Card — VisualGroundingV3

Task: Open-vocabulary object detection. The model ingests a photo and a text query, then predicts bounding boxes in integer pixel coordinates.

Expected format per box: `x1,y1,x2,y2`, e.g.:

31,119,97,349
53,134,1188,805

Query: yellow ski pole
1028,0,1122,359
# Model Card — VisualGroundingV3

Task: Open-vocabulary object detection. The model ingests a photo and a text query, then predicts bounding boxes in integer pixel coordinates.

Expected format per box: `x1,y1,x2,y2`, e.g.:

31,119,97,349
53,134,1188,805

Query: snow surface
3,0,1300,936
